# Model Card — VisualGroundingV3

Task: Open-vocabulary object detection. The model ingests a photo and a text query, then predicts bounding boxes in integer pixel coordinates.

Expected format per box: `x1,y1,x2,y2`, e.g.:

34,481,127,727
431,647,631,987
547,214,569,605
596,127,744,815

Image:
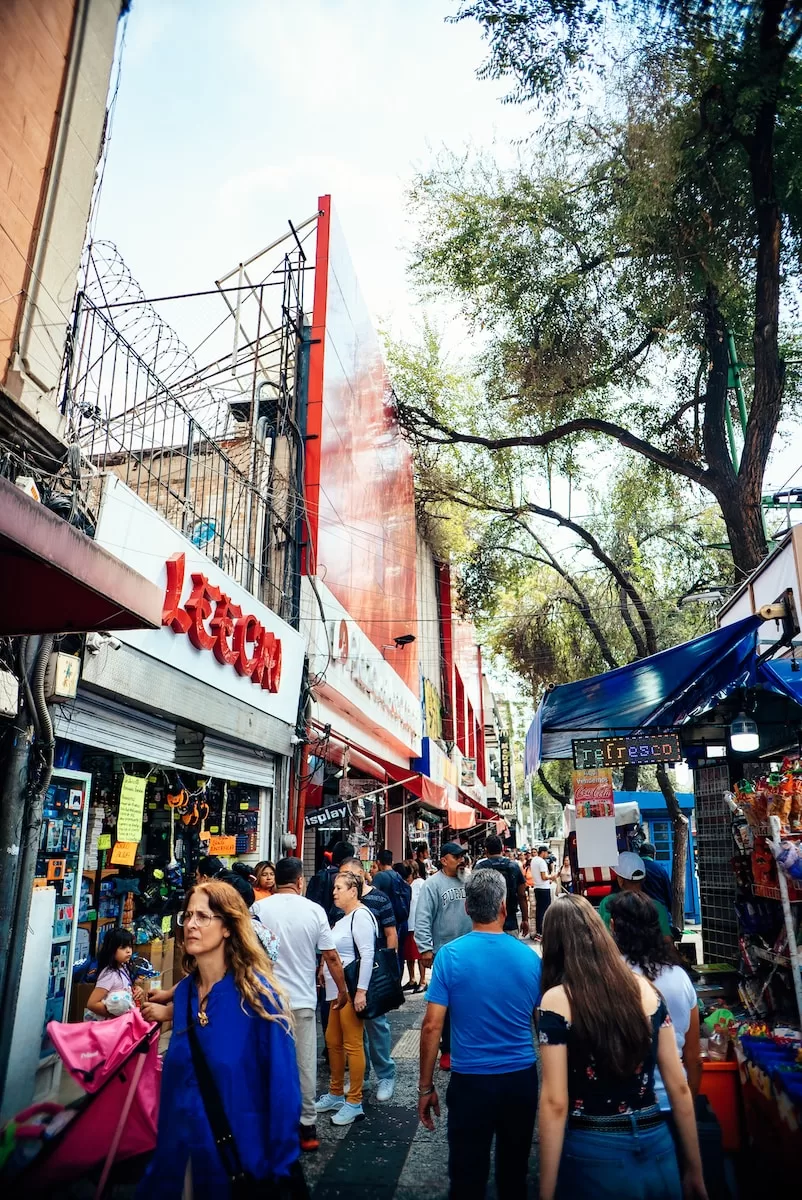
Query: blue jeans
363,1012,395,1082
557,1120,681,1199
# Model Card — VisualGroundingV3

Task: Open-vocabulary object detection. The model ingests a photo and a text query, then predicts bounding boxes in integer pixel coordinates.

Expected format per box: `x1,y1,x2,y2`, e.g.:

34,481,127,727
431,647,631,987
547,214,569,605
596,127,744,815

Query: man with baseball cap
598,851,672,937
413,842,472,1071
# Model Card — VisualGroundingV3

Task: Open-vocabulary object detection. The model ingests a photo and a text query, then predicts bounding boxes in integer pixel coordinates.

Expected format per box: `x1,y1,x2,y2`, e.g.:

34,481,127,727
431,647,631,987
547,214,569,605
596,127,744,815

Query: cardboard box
69,981,94,1023
135,940,154,964
160,968,174,992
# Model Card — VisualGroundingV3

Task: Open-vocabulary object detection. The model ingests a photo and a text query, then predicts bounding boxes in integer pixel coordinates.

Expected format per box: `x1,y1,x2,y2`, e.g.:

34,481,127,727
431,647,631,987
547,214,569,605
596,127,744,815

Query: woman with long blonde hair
139,880,306,1199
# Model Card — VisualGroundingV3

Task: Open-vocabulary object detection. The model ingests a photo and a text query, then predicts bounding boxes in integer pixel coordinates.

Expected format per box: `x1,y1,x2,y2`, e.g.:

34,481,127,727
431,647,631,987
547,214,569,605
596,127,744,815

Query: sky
93,0,802,532
94,0,533,348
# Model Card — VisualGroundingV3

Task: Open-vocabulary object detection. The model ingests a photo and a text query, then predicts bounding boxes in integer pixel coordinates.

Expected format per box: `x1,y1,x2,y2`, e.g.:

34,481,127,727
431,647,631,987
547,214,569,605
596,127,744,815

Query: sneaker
299,1124,320,1152
315,1092,345,1113
331,1100,365,1126
439,1053,451,1071
402,981,417,991
376,1078,395,1102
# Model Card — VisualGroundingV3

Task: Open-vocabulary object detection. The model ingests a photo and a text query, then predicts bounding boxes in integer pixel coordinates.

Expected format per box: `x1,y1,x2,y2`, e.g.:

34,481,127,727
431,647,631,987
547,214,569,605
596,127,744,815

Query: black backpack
305,865,338,918
478,857,519,920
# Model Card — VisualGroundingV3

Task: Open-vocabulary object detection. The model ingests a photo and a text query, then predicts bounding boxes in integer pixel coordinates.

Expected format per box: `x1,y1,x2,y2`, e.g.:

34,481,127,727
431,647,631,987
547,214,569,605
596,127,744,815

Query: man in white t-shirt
530,844,556,940
252,857,348,1153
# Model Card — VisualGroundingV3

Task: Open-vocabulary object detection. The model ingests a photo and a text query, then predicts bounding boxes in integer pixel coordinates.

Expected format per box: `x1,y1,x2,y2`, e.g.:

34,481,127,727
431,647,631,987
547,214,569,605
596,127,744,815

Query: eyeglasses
177,910,223,928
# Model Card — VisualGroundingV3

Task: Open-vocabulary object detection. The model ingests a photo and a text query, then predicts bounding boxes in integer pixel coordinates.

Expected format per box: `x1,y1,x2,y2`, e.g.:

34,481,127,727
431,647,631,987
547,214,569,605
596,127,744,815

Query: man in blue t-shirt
417,868,542,1198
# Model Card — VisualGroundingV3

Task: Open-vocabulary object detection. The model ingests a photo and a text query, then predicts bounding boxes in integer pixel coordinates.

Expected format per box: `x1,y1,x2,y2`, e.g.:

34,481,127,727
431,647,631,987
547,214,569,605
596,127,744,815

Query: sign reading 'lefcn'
162,551,282,693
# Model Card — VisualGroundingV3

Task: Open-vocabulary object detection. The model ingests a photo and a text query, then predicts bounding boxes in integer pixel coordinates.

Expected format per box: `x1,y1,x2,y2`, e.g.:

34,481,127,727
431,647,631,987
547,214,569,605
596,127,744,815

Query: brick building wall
0,0,75,387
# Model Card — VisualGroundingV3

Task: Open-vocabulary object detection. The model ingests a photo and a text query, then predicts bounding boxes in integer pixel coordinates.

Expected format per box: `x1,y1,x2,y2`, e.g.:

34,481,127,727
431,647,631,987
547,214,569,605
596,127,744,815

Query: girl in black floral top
537,895,706,1200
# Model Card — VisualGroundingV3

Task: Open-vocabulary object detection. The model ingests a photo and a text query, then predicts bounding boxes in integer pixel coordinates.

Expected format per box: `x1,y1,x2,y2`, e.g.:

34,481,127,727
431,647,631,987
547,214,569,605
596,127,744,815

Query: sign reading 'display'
572,733,681,769
304,801,351,829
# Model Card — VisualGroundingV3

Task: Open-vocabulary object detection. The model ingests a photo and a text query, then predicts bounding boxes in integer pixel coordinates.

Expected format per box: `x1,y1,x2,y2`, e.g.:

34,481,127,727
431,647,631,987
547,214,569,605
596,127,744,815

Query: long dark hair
541,894,652,1077
607,891,679,981
97,927,134,977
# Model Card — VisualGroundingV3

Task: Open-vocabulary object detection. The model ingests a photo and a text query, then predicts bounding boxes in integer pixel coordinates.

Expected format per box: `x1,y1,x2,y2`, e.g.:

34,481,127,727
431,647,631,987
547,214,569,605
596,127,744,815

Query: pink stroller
2,1009,160,1197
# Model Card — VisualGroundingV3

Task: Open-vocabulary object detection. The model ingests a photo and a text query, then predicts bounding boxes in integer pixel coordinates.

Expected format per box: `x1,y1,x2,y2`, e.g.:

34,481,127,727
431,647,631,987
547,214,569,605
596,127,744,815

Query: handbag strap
185,981,247,1185
349,911,360,967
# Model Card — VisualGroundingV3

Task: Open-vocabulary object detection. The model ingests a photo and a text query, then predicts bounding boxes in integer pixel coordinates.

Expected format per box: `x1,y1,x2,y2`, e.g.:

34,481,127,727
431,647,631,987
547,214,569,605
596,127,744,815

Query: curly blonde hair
181,880,292,1028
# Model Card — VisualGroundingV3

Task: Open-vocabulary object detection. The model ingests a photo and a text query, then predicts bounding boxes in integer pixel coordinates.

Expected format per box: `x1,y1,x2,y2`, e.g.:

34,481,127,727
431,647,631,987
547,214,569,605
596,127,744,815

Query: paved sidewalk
303,986,540,1199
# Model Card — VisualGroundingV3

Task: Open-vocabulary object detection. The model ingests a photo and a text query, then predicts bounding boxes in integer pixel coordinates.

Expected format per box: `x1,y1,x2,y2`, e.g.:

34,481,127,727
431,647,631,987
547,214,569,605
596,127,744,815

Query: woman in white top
315,870,376,1125
608,890,702,1108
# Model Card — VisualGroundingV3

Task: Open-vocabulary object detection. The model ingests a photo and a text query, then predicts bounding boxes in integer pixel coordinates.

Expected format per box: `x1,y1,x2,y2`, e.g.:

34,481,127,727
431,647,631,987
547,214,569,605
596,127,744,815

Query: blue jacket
139,972,301,1198
643,858,674,919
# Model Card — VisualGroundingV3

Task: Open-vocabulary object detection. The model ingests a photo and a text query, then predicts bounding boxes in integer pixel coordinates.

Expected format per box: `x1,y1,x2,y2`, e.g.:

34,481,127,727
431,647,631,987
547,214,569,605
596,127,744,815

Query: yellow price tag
110,841,137,866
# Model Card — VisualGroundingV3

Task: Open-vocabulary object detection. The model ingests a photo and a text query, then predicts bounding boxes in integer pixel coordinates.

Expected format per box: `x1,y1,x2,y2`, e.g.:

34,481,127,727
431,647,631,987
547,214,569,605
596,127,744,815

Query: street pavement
303,984,540,1200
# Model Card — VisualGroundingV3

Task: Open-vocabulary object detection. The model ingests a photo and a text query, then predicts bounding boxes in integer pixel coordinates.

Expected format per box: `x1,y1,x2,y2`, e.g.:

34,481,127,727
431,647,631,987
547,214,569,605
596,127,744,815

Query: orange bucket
699,1059,742,1151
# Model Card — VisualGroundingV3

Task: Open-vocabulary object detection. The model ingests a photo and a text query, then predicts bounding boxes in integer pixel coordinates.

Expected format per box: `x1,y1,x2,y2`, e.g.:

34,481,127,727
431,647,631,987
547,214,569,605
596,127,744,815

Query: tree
403,0,802,578
389,322,728,924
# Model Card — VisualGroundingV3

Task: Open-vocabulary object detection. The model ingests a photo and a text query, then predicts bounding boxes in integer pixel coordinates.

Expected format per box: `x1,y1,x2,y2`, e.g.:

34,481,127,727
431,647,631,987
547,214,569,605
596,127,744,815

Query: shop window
651,820,671,863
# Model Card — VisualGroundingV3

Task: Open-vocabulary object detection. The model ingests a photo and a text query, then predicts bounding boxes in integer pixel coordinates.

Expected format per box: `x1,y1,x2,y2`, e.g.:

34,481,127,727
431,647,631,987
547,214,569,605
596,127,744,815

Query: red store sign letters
161,552,282,693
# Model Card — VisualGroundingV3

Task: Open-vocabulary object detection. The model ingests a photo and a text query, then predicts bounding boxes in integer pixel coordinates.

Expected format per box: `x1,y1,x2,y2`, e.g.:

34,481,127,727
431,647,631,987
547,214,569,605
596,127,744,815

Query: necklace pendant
198,1009,209,1027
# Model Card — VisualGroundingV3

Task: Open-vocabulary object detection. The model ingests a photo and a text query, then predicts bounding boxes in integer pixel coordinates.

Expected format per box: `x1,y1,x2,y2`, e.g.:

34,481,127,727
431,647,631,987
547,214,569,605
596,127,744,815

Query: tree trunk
715,477,770,580
621,763,639,792
655,764,687,932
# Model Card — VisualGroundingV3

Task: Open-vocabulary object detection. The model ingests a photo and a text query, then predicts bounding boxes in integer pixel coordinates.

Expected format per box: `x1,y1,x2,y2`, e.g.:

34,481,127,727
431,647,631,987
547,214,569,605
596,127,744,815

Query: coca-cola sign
572,768,614,818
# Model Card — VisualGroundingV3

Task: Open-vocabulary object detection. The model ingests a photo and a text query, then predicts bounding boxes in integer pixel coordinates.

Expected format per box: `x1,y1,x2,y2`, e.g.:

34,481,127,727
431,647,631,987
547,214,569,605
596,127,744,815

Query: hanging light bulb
729,711,759,754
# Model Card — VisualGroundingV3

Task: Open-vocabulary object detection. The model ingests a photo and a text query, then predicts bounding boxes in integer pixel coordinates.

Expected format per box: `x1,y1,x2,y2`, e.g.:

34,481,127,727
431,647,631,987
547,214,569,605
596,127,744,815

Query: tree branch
538,767,570,807
495,536,619,669
619,585,648,659
400,407,711,490
441,487,660,657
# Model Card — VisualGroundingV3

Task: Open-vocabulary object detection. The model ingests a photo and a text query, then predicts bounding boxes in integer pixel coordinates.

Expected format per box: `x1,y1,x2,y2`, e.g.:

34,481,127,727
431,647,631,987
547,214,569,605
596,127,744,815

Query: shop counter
735,1035,802,1177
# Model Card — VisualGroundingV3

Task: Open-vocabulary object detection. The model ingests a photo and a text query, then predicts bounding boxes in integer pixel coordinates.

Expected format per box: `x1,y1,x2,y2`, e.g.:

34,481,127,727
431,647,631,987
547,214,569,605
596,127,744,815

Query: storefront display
33,770,91,1052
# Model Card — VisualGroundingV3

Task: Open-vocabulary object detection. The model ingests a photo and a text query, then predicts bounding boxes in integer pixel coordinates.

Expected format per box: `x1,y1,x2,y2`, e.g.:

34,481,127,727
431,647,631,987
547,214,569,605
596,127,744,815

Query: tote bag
343,911,405,1020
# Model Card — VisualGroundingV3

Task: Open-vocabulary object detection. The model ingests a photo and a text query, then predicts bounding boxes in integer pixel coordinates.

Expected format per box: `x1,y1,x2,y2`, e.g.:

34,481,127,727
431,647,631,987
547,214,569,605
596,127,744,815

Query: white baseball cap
615,851,646,881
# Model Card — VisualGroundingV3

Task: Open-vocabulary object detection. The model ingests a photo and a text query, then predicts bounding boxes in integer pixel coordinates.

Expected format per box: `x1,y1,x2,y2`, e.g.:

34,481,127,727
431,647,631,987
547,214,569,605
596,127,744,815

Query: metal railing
61,247,306,620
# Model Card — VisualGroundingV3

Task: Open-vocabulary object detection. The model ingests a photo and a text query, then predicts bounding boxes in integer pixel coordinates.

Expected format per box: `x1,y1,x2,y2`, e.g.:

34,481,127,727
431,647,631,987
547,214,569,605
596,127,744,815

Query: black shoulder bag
343,910,405,1021
185,984,308,1199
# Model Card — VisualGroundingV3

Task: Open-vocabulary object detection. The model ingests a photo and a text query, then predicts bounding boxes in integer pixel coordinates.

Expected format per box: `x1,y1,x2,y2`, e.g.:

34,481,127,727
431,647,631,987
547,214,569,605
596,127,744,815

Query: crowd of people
82,837,712,1199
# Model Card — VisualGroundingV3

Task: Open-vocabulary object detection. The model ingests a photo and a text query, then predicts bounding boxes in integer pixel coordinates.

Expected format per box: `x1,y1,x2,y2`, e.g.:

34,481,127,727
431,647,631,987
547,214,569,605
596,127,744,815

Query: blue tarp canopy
526,615,765,772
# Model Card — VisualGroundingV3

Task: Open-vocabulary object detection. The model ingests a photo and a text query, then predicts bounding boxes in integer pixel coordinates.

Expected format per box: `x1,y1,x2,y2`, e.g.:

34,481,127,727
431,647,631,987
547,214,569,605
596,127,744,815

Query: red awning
459,791,501,824
383,758,448,812
0,476,163,635
309,723,449,813
446,796,477,829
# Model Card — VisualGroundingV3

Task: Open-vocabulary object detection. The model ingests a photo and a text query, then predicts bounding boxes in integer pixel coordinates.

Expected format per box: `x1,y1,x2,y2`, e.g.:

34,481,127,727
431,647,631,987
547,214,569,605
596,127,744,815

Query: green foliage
408,0,802,574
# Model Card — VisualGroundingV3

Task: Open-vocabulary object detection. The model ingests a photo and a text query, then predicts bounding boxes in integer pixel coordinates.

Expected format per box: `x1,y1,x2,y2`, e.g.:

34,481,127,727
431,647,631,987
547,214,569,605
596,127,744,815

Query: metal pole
0,696,33,1010
727,331,749,438
769,815,802,1031
724,402,739,469
0,636,55,1098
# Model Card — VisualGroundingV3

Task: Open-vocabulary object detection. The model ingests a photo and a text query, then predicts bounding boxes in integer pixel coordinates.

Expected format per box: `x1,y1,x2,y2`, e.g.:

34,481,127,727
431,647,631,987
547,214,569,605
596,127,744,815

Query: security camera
85,632,123,655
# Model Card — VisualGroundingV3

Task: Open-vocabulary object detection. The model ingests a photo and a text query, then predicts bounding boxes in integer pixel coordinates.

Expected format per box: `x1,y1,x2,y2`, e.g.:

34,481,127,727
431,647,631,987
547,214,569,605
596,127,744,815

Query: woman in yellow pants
315,870,376,1125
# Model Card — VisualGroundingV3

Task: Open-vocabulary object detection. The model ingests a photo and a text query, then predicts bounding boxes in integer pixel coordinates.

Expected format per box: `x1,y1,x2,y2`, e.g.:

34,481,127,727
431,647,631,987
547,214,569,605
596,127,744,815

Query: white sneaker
375,1078,395,1102
314,1092,344,1113
331,1101,365,1125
